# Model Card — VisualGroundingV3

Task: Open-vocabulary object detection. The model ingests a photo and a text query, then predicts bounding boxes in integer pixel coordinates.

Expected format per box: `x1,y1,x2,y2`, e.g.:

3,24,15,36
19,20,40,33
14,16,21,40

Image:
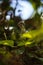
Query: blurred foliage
0,40,14,46
0,0,43,65
29,0,41,9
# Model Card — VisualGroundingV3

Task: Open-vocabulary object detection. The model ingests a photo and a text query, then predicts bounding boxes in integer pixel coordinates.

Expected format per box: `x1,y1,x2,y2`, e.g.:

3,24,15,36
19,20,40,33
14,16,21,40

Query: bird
15,0,34,20
10,0,34,20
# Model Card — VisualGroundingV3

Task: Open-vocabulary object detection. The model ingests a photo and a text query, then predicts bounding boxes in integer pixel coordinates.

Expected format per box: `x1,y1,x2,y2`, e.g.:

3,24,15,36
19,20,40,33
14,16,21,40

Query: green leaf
0,40,14,47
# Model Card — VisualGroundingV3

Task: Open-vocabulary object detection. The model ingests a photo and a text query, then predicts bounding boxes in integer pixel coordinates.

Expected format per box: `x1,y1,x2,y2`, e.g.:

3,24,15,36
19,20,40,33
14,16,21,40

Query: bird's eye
18,10,21,12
